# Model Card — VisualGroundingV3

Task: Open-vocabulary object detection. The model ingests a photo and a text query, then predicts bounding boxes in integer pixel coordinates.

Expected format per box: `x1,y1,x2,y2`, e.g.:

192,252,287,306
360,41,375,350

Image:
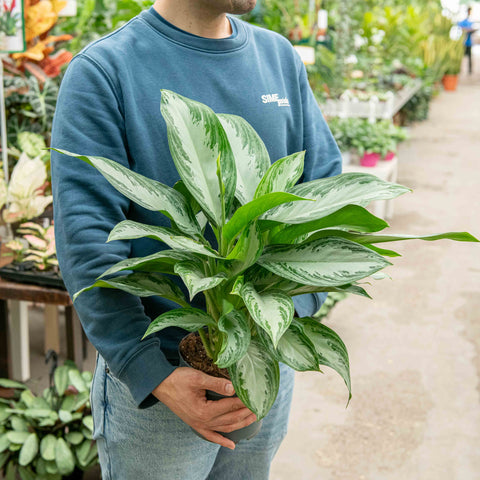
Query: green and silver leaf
174,260,227,300
229,338,280,420
255,151,305,198
216,310,251,369
143,308,216,339
217,113,270,205
99,250,195,278
232,279,294,347
270,204,389,244
297,318,351,402
263,173,410,224
258,237,391,287
226,221,263,276
53,149,201,237
108,220,220,258
73,272,188,306
161,89,236,226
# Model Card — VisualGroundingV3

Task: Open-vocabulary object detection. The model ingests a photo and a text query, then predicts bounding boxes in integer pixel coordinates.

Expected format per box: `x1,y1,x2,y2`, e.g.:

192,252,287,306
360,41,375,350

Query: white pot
341,151,351,166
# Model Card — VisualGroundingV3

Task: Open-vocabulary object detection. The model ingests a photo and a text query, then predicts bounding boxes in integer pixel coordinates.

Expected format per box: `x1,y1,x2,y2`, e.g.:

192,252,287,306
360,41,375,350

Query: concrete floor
271,64,480,478
11,60,480,480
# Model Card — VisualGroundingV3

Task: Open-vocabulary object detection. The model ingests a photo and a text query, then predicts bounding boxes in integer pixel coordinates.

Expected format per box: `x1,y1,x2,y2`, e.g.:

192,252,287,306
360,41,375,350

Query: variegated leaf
228,338,279,420
108,220,220,258
254,151,305,198
328,231,479,244
270,204,389,244
160,90,236,226
226,222,263,276
143,308,216,338
263,173,410,224
53,149,201,237
73,273,188,306
174,260,227,300
287,283,371,299
216,310,251,368
222,192,311,244
273,322,320,371
217,114,270,205
232,279,294,347
297,318,351,401
99,250,194,278
258,237,391,287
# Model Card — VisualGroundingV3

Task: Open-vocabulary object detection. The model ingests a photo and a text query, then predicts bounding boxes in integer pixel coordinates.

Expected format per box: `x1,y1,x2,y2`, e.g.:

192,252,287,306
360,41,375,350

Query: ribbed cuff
117,341,177,409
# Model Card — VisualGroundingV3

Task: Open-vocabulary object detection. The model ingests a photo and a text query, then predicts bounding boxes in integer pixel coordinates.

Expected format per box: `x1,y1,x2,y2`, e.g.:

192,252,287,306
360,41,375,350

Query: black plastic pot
178,341,262,444
0,262,65,289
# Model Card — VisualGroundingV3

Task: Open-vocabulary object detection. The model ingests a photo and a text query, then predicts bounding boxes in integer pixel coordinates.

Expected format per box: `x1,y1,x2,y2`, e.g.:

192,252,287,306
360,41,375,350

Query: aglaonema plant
55,90,478,420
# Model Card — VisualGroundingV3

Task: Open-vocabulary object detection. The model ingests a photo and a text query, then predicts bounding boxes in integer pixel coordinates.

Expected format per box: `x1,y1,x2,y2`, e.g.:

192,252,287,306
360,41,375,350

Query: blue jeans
91,353,294,480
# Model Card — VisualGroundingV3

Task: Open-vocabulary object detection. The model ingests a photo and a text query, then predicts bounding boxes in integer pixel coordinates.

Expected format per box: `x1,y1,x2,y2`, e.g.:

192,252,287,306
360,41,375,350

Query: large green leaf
40,435,56,461
108,220,220,258
54,366,69,396
161,89,236,226
174,261,227,300
263,173,410,224
254,151,305,198
19,434,38,466
269,322,320,372
297,318,351,402
0,379,27,389
216,310,251,369
217,113,270,205
228,339,279,420
143,308,216,339
270,204,389,244
232,279,294,347
55,438,75,476
73,272,188,306
222,192,311,244
285,283,372,299
317,231,479,244
52,149,201,237
99,250,194,278
258,237,391,287
226,221,263,276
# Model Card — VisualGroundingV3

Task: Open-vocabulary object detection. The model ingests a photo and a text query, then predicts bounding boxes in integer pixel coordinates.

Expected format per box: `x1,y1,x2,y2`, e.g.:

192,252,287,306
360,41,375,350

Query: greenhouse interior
0,0,479,479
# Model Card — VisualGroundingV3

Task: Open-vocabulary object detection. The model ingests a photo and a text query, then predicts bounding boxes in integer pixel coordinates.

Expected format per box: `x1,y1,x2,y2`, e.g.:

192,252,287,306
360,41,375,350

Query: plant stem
198,328,214,359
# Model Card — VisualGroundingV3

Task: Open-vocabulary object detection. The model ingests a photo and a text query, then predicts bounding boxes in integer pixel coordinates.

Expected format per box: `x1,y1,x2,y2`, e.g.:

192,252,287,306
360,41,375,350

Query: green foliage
68,90,477,419
328,118,407,156
0,364,97,478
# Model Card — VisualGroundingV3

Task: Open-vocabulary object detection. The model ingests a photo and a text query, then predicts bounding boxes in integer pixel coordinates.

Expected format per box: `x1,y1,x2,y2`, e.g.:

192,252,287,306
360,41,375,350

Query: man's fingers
198,372,235,396
205,396,247,417
196,428,236,450
211,411,257,432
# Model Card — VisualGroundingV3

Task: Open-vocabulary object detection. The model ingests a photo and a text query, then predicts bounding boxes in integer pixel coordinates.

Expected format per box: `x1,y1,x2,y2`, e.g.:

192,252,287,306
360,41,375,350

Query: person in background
51,0,342,478
459,6,477,75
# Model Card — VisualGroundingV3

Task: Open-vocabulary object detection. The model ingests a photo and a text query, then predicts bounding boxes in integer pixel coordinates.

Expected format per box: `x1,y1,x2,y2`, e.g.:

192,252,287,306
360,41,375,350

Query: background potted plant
441,38,464,92
59,90,476,443
0,360,98,479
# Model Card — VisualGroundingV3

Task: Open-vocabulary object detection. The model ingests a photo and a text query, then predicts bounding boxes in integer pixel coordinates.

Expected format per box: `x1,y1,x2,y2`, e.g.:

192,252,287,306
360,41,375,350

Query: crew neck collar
140,7,248,53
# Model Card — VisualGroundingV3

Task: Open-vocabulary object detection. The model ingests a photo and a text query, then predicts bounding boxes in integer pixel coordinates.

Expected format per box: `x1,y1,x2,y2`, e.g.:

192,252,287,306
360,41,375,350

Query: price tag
294,46,316,65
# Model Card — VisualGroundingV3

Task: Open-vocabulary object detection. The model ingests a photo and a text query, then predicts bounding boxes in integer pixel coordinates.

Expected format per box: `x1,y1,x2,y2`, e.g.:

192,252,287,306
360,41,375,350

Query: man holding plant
51,0,341,478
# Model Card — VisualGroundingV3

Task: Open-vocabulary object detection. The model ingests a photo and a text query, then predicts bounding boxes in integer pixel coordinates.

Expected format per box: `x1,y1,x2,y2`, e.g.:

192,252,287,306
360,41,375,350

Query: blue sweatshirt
51,7,342,408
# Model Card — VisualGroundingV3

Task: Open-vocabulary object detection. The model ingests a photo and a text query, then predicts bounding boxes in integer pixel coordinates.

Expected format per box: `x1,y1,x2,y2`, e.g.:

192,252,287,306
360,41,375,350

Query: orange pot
442,74,458,91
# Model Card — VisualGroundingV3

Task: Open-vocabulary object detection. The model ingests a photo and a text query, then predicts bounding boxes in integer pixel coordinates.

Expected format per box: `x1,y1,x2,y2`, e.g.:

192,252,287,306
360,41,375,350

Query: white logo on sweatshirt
261,93,290,107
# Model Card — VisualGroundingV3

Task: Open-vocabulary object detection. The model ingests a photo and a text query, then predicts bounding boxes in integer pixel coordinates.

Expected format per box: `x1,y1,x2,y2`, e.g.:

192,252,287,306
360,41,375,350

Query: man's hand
152,367,257,450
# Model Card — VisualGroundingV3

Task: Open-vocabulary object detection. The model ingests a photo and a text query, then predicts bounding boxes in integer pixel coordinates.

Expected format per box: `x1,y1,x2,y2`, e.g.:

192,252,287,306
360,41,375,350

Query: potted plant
0,221,63,288
58,90,477,442
442,39,464,92
0,362,98,479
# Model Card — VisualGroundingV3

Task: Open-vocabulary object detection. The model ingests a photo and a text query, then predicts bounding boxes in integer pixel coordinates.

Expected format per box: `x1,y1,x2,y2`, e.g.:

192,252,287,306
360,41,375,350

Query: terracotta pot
442,74,458,92
383,151,396,161
360,152,380,167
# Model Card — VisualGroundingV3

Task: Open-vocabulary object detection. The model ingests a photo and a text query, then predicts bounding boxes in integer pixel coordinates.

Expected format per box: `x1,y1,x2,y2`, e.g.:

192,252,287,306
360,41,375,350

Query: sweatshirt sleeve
51,54,175,408
293,55,343,317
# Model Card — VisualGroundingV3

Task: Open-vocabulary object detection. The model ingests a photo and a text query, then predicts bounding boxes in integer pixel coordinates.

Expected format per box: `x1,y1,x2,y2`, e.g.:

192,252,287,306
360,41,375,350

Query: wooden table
0,278,86,380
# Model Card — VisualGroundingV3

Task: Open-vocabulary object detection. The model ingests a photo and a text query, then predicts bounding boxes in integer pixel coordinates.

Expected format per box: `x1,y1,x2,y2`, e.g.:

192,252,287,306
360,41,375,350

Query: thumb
198,372,235,397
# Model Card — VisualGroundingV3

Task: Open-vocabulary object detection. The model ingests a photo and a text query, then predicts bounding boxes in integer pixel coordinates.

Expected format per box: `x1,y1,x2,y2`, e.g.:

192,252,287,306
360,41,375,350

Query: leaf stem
198,328,214,359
